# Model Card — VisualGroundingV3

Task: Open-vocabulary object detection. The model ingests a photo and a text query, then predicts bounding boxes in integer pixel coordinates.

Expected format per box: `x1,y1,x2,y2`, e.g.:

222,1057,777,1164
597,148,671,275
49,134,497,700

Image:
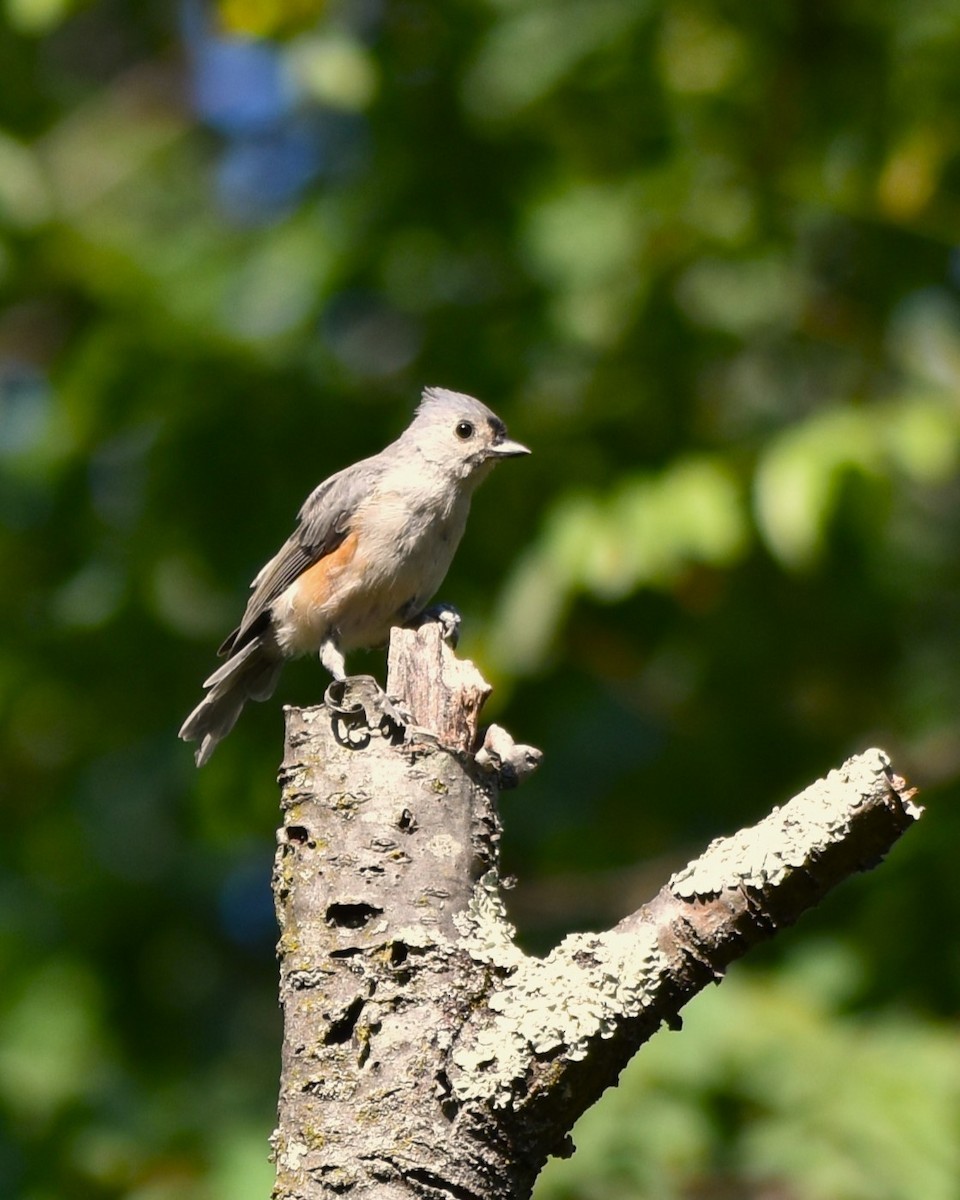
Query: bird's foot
415,602,462,648
324,674,408,734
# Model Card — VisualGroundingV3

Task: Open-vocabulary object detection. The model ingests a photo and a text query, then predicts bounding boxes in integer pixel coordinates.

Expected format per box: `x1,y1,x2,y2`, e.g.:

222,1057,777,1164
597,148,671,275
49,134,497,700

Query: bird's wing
218,456,382,656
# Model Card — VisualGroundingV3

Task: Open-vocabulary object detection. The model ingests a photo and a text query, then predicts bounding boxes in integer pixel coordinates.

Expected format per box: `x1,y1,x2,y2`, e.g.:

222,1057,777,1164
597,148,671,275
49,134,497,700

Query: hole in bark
323,996,365,1045
285,825,310,844
404,1168,478,1200
397,808,417,832
388,940,412,983
434,1068,460,1121
436,1070,458,1123
325,902,382,929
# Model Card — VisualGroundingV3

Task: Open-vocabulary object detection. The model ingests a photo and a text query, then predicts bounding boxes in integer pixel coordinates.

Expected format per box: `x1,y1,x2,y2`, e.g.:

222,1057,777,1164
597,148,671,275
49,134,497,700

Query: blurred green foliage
2,0,960,1197
539,948,960,1200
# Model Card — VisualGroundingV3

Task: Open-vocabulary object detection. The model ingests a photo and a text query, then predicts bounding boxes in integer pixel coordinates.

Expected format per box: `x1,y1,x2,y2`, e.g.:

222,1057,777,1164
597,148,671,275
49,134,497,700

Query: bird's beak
489,438,531,459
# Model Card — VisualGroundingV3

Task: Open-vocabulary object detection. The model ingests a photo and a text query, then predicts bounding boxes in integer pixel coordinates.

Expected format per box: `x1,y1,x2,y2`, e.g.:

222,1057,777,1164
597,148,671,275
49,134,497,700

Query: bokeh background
3,1,960,1197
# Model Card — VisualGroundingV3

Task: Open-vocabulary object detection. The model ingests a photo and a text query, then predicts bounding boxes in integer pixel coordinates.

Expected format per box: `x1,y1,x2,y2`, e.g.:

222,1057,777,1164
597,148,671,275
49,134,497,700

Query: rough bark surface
270,624,921,1200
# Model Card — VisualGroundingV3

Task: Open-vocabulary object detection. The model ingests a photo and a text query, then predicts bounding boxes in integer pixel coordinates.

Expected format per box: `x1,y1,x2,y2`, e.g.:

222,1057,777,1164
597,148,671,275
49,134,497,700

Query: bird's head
407,387,530,484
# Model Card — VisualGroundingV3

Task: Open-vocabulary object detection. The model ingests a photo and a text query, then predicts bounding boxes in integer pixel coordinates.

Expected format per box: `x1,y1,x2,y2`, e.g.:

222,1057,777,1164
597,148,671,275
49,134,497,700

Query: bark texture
271,624,921,1200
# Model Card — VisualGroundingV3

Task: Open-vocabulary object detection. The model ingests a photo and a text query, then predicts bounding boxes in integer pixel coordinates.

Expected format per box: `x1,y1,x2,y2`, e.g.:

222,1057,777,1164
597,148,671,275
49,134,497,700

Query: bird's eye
455,420,475,440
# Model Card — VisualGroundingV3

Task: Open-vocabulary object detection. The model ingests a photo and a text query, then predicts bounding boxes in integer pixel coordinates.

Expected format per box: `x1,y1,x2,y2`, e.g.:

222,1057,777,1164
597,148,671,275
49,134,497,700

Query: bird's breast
272,489,471,656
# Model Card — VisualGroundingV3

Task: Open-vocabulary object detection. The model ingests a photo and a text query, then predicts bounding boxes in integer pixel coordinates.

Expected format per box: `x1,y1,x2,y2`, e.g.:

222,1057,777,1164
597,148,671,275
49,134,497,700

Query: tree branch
270,626,920,1200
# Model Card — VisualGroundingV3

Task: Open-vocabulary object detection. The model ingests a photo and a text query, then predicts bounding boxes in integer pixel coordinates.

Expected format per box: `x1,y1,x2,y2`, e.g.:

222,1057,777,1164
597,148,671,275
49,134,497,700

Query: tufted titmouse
179,387,529,765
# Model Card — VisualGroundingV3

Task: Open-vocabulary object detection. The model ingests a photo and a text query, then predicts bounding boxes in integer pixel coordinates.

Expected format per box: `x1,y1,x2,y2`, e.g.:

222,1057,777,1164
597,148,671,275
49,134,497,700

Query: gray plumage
179,388,529,765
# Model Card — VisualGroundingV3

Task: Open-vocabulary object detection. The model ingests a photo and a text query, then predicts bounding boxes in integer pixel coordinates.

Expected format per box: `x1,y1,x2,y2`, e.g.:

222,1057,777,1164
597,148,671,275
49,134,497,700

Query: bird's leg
324,675,408,732
319,637,347,681
320,636,406,731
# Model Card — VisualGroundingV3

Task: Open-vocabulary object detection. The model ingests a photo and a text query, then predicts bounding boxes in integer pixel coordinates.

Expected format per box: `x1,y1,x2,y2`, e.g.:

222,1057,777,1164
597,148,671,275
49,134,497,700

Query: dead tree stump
270,622,920,1200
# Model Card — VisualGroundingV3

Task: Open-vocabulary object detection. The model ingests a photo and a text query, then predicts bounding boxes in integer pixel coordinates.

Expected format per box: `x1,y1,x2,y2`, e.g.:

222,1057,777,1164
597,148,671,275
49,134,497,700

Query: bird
179,387,529,765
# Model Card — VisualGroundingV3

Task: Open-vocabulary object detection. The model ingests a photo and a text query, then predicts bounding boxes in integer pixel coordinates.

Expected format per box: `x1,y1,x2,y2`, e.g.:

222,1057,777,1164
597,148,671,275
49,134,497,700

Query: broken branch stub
387,622,491,753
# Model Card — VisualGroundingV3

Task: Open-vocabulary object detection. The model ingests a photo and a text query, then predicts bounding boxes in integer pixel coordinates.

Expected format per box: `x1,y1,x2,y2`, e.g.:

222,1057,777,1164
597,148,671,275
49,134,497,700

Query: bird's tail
179,636,283,766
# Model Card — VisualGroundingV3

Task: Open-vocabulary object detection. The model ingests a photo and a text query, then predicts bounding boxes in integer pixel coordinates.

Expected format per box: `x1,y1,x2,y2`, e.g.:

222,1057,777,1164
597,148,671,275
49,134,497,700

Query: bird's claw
324,675,408,734
417,602,462,648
